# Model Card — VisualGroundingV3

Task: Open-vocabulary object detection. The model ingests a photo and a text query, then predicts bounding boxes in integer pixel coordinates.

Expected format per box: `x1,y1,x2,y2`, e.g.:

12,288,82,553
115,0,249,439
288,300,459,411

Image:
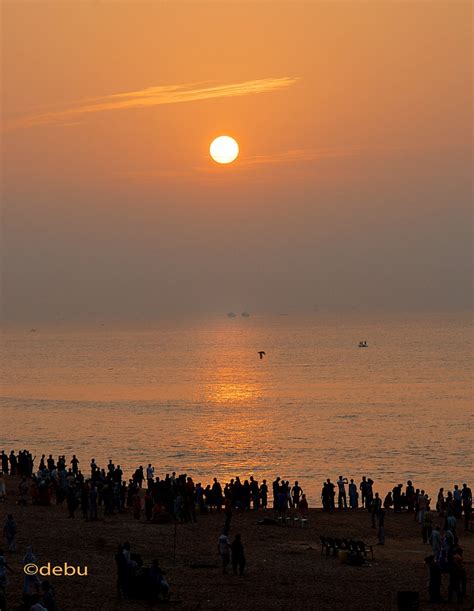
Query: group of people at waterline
0,449,472,606
0,450,472,524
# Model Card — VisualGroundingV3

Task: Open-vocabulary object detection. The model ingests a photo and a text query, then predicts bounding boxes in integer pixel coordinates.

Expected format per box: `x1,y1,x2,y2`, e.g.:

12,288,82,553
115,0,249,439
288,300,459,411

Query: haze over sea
1,312,472,502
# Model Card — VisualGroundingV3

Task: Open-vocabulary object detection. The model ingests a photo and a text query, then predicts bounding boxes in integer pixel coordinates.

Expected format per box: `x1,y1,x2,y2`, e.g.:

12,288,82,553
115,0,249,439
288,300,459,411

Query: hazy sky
1,1,472,322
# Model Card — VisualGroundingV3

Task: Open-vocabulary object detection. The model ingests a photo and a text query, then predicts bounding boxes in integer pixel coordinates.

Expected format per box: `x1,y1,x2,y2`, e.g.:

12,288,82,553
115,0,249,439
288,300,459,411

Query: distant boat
227,312,237,318
29,328,37,333
358,341,368,348
241,312,250,318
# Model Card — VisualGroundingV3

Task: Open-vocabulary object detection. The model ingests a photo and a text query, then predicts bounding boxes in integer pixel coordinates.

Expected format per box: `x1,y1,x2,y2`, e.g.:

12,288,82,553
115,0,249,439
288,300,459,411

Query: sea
1,312,472,503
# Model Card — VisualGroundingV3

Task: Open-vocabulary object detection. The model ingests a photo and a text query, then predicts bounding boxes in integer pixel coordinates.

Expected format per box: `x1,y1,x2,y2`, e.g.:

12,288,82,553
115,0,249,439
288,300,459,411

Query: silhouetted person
258,351,266,359
218,531,231,574
425,555,442,603
231,534,246,575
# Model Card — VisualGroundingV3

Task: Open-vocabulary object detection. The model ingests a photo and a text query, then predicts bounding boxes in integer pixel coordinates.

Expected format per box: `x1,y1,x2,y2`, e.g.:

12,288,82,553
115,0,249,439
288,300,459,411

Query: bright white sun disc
210,136,239,164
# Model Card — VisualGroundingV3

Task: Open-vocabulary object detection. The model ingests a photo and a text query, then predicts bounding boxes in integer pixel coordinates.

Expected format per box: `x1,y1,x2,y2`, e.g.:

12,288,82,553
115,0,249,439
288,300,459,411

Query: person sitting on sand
299,494,309,518
150,559,169,600
41,580,58,611
383,491,393,510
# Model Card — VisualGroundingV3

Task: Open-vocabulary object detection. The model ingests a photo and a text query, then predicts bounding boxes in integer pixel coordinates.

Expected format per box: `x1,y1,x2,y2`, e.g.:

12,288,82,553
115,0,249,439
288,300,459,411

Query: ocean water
1,313,472,502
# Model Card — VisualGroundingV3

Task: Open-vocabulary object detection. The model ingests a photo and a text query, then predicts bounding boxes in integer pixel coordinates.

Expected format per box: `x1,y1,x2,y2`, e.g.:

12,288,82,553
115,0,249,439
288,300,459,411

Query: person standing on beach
422,510,433,544
336,476,348,509
360,477,368,508
146,464,154,487
348,479,358,509
272,477,280,509
429,524,442,558
23,547,41,594
371,492,382,528
453,485,462,518
1,451,9,475
0,549,14,590
406,480,415,512
9,452,17,476
461,483,472,530
436,488,445,515
70,455,79,475
0,473,6,503
260,480,268,511
218,532,231,574
132,491,142,520
425,555,442,603
291,481,302,508
212,478,223,511
231,534,246,575
365,479,374,512
3,515,17,552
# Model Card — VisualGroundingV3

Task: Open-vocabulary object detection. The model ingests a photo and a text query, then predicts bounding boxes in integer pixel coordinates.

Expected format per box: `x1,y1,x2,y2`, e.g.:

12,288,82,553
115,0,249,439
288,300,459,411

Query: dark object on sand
397,591,419,611
258,517,279,526
258,351,266,359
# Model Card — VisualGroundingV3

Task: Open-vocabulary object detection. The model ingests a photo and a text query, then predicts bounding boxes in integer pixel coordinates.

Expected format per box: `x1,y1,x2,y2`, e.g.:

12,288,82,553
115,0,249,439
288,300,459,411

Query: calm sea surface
1,313,472,502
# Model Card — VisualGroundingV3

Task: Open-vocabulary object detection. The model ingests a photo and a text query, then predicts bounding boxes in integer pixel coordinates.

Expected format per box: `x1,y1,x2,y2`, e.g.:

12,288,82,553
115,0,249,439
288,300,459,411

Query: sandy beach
1,475,472,610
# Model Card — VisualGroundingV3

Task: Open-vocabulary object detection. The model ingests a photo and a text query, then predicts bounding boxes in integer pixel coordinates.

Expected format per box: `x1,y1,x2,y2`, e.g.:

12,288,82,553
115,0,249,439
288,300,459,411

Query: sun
210,136,239,164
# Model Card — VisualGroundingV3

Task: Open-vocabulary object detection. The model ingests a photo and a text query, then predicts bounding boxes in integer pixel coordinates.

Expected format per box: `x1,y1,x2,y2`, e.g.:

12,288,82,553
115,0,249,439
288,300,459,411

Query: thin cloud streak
236,148,355,166
3,77,300,131
117,147,357,182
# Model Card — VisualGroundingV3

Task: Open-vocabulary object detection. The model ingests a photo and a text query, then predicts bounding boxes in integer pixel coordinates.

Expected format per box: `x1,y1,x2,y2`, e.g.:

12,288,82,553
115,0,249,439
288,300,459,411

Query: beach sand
1,476,472,610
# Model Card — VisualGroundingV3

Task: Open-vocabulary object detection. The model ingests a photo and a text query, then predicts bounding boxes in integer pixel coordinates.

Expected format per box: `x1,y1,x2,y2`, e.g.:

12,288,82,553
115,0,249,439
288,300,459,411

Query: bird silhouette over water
258,351,266,359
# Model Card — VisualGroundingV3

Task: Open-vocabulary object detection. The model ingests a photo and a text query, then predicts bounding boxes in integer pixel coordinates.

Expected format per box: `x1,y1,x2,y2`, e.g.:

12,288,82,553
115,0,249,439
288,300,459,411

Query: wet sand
1,476,472,610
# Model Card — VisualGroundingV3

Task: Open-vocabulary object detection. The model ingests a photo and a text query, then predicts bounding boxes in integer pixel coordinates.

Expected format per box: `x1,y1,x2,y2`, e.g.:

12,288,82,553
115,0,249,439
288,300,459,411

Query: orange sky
1,1,472,320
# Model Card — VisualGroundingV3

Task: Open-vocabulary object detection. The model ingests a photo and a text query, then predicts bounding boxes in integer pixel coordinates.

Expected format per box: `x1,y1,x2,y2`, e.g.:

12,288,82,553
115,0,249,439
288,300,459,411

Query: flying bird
258,351,266,359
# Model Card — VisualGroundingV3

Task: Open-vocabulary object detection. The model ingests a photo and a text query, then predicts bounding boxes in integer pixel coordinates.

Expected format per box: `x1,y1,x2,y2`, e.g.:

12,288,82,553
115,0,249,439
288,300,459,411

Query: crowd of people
1,450,311,526
1,448,472,608
0,544,58,611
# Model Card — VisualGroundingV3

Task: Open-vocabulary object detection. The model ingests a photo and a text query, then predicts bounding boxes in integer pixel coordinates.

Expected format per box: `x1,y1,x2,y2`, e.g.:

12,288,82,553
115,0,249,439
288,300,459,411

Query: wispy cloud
3,76,300,131
117,147,356,183
233,147,355,167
